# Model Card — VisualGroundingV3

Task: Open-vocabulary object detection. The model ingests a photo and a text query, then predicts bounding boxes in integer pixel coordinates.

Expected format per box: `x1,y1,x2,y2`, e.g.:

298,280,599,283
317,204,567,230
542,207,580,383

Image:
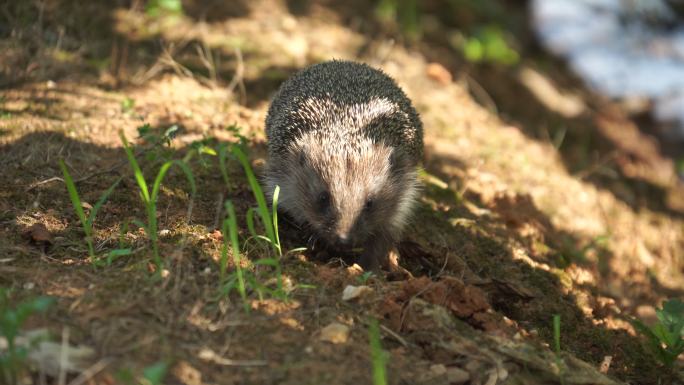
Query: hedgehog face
266,132,418,252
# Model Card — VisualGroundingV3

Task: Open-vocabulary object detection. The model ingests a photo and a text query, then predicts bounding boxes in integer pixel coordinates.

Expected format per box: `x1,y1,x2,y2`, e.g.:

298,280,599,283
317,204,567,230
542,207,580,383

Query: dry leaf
0,329,95,376
342,285,373,301
319,322,350,344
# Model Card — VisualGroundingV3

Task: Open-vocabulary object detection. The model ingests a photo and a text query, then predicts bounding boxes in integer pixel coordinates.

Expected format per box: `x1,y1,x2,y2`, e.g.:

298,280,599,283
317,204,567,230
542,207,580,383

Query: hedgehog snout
335,231,353,247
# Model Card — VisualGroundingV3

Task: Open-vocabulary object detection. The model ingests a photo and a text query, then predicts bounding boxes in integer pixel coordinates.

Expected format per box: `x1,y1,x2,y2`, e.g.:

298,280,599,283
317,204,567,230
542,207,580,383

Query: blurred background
2,0,684,174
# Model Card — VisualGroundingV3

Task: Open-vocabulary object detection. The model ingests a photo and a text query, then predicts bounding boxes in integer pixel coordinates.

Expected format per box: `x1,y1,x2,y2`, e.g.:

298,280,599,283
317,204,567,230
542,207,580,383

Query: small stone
429,364,447,376
26,223,53,244
636,305,656,323
159,229,171,237
600,355,613,374
319,322,350,344
426,63,452,85
346,263,363,275
342,285,373,301
446,367,470,384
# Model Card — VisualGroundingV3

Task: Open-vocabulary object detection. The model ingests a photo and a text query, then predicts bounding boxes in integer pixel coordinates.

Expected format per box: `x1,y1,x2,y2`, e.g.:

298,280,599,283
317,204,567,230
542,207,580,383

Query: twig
58,327,70,385
198,348,268,366
213,192,224,229
67,358,113,385
574,151,619,180
227,47,246,104
26,176,64,191
463,73,498,115
380,324,409,348
195,41,218,85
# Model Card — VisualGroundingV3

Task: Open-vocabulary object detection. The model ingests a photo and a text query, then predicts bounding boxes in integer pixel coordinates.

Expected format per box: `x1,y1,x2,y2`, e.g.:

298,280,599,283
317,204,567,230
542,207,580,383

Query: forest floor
1,1,684,384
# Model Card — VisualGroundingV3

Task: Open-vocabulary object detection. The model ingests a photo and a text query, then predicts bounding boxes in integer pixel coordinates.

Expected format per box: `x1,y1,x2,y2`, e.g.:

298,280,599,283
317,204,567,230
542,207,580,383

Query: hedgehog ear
298,151,307,166
286,150,307,166
389,149,411,174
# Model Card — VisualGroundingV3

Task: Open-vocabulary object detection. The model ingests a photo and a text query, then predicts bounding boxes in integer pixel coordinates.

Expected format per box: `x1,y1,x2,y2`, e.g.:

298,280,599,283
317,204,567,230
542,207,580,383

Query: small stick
380,324,409,348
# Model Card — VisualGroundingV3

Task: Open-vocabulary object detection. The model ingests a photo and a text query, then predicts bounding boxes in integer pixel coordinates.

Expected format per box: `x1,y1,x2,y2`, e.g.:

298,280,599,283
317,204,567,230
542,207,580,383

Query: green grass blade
246,207,259,239
553,314,561,354
59,160,89,234
220,218,230,282
120,132,150,202
142,361,168,385
150,161,174,204
218,143,230,187
86,177,121,228
106,248,132,266
254,258,278,266
285,247,308,256
231,145,275,243
132,219,148,232
254,235,273,244
225,200,248,311
271,185,281,256
172,160,197,196
369,318,387,385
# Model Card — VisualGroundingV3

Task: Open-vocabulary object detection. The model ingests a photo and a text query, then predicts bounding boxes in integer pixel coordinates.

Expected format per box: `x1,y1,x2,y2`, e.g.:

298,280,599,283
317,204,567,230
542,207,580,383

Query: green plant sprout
59,160,122,265
116,360,169,385
632,299,684,369
145,0,183,17
462,25,519,65
216,141,312,305
121,97,135,113
369,318,388,385
553,314,561,354
120,131,196,274
376,0,420,40
0,288,54,385
357,271,375,285
231,145,278,254
221,200,248,310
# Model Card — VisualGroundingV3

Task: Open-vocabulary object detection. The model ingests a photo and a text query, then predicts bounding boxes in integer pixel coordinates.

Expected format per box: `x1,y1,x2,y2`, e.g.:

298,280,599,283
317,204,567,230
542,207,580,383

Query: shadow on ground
0,129,668,384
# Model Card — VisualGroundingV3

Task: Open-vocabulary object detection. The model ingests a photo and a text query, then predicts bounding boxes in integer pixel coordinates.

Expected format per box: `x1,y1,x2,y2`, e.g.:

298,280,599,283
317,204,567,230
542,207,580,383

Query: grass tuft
0,288,54,385
59,160,121,265
221,200,249,311
631,299,684,370
120,131,196,275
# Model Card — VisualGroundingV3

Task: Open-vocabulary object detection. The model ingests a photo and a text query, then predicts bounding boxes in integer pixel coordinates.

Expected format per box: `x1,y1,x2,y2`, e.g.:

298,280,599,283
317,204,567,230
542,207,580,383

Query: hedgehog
264,60,423,271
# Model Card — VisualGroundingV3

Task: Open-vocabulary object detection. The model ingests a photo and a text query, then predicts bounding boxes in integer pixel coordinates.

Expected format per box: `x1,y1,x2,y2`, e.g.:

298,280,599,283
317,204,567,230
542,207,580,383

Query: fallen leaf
429,363,447,376
0,329,95,376
319,322,350,344
599,356,612,374
342,285,373,301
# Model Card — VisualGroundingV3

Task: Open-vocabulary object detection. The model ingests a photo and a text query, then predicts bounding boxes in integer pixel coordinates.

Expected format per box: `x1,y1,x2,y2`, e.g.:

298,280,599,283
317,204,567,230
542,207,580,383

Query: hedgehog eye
364,198,374,211
317,191,330,208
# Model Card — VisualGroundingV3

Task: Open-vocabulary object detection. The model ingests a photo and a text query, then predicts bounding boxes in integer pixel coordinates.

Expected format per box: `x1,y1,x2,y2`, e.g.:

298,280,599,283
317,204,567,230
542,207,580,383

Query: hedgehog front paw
358,240,391,272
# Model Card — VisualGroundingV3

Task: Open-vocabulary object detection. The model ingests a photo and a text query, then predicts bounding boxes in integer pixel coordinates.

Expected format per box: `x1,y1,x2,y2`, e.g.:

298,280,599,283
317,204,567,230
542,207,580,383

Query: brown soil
1,1,683,384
